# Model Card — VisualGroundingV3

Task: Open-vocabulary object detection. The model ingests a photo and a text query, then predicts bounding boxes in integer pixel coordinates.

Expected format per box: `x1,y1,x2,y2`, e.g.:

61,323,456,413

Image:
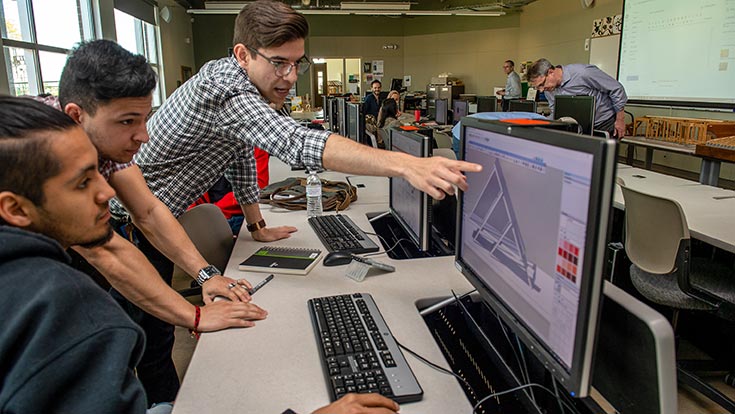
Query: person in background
363,79,382,119
527,58,628,138
377,98,400,129
497,60,522,111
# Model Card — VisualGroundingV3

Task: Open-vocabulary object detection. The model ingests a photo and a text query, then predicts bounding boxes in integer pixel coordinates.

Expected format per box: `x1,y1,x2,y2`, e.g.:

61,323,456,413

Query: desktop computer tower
427,84,464,121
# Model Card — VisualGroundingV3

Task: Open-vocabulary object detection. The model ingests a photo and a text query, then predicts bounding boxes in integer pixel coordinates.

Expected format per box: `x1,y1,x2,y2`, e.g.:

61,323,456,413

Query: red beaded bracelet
189,305,201,340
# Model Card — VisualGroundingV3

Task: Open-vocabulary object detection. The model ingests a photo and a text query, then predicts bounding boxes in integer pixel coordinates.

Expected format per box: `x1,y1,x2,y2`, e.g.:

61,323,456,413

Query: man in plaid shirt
114,0,481,245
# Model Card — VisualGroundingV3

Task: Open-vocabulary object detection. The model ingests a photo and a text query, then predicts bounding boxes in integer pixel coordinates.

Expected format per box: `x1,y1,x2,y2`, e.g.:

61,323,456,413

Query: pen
249,274,274,295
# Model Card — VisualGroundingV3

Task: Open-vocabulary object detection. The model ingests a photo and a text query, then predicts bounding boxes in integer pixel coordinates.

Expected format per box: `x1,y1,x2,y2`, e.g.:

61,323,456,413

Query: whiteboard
589,35,620,79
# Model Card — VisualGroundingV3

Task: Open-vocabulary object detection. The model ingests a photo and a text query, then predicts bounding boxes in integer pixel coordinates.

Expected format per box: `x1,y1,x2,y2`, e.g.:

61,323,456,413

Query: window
114,8,163,106
1,0,94,96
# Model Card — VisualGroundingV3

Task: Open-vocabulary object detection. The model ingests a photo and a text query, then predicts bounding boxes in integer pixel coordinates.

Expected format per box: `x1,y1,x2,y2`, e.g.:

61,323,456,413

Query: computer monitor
390,78,403,92
345,102,365,143
389,128,433,251
336,97,347,136
476,96,497,113
508,100,537,113
456,117,616,398
435,99,448,125
452,100,469,124
554,95,596,135
593,281,677,414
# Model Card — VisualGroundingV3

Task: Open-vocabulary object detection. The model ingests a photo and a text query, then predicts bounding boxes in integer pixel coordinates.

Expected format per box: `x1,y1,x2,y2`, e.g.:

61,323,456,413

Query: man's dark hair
233,0,309,51
59,39,157,114
0,96,77,209
371,80,382,87
505,60,515,68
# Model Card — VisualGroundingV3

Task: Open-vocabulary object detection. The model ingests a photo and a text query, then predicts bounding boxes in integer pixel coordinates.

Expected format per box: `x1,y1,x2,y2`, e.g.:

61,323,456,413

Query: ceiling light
340,2,411,10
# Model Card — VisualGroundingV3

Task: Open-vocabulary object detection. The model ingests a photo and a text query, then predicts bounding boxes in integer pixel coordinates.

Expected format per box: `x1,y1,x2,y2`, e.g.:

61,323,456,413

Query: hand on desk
252,225,298,242
202,275,252,304
402,156,481,200
198,301,268,332
312,393,399,414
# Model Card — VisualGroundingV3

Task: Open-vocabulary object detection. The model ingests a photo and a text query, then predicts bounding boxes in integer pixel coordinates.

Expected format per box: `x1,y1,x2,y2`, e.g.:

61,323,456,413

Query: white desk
172,202,473,414
614,166,735,254
173,163,735,413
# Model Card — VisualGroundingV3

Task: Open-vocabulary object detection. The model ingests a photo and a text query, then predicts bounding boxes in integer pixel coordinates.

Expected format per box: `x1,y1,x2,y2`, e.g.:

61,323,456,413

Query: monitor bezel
435,99,448,125
455,117,616,398
476,95,498,113
389,128,432,251
345,102,365,143
452,100,469,123
554,95,596,135
508,100,537,113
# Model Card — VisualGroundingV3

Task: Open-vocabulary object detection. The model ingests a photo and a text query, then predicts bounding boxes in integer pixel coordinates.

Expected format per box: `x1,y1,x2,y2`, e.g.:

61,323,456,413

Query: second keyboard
308,214,379,254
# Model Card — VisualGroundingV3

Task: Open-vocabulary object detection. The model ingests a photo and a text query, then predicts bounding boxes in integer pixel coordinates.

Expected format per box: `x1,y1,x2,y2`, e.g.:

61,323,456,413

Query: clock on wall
581,0,595,8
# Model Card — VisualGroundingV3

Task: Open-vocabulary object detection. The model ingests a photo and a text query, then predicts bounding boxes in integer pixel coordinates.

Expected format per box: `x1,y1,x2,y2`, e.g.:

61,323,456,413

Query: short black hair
59,39,157,114
0,95,77,209
371,80,382,87
505,60,515,68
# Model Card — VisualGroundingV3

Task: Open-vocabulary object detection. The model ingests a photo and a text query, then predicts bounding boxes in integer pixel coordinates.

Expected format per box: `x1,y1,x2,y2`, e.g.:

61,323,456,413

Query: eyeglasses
248,47,311,77
531,75,549,91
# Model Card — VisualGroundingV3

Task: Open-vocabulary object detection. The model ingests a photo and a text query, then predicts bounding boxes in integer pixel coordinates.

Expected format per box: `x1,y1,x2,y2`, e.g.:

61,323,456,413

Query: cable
395,339,473,391
471,383,577,414
363,237,413,258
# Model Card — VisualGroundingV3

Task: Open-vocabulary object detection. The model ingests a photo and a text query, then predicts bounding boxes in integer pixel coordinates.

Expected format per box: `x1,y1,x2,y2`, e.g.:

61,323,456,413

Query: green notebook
239,245,323,275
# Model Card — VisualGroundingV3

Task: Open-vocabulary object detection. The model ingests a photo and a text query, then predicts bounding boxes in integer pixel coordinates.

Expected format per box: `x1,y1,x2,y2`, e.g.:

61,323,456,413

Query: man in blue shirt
528,58,628,138
497,60,522,111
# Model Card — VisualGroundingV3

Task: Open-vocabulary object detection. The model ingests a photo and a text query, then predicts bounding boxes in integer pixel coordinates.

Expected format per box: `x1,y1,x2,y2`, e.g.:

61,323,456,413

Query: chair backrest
433,131,452,149
173,204,235,279
620,184,690,274
433,147,457,160
365,130,378,148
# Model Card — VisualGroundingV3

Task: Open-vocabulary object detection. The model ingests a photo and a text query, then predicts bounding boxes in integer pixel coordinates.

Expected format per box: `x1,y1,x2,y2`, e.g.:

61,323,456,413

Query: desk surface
172,203,473,414
620,136,696,154
173,162,735,414
615,166,735,253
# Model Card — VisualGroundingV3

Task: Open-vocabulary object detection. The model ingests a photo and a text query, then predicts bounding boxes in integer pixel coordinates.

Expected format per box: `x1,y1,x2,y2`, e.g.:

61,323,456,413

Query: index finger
451,159,482,173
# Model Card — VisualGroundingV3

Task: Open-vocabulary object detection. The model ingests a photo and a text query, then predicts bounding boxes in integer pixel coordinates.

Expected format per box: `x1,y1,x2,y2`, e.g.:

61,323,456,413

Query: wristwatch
246,218,266,233
196,264,221,285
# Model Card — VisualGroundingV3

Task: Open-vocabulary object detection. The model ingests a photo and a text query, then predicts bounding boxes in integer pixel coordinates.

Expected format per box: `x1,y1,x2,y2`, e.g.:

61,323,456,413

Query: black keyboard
308,214,379,254
308,293,423,403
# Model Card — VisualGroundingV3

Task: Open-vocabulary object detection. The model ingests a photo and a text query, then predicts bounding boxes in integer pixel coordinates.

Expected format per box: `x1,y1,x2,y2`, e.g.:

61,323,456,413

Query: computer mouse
323,251,355,267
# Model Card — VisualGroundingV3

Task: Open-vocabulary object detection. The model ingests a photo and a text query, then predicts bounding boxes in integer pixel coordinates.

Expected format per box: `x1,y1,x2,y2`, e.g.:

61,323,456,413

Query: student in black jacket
0,97,400,413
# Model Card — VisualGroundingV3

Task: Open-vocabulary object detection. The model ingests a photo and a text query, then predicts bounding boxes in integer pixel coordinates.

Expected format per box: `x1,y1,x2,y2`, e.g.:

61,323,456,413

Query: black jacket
0,226,147,413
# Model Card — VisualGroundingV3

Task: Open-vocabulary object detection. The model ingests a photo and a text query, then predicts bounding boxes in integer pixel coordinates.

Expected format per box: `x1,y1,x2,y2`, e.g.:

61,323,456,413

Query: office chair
365,130,378,148
620,183,735,412
433,131,452,149
432,148,457,161
173,204,236,298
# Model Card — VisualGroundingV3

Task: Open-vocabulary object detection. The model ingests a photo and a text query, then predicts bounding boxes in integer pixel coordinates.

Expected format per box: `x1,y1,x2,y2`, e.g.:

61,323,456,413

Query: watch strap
246,218,266,232
196,264,221,285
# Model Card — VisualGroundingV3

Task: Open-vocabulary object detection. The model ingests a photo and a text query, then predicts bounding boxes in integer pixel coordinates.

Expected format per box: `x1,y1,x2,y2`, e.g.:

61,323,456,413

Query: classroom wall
157,0,196,97
181,1,735,181
403,27,519,96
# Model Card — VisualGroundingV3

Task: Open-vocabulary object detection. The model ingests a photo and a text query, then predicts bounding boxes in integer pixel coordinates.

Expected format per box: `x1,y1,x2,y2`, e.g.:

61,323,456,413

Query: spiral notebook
238,246,323,275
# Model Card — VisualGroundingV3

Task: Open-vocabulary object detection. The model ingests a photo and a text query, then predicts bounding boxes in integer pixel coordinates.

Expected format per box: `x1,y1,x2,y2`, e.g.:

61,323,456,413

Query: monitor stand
366,211,453,260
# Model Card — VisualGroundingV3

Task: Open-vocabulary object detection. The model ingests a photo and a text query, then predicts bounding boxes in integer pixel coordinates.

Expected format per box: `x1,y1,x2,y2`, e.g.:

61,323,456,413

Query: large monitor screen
554,95,596,135
452,100,468,124
435,99,448,125
619,0,735,108
389,129,432,251
457,118,616,397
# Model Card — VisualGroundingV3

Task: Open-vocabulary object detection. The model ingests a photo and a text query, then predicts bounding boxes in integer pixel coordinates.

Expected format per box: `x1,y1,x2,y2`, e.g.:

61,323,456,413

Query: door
312,63,327,109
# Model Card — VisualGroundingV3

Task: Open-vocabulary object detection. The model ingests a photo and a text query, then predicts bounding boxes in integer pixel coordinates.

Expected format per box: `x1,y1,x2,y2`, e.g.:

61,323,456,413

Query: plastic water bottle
306,170,323,218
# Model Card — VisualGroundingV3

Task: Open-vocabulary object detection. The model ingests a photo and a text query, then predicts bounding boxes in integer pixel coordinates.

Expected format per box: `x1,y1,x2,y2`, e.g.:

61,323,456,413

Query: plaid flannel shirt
110,56,331,218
